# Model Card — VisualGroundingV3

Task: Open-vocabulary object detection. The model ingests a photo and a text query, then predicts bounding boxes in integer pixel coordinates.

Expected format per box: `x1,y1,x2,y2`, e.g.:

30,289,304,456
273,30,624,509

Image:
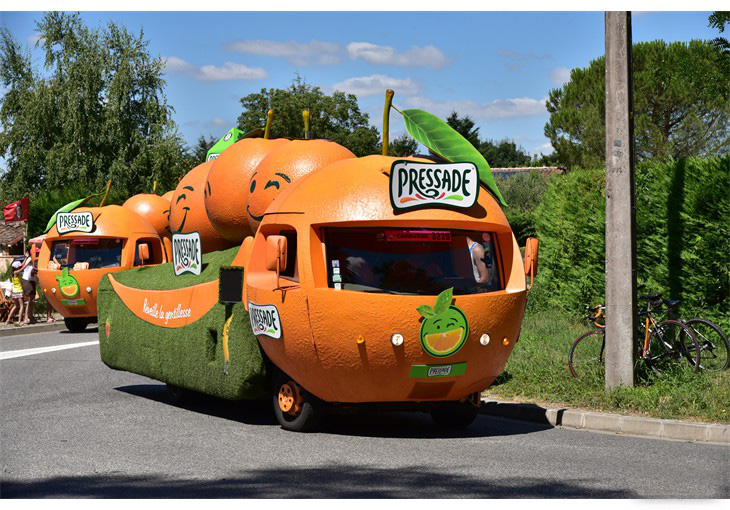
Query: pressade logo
390,160,479,211
248,302,282,339
172,232,202,276
57,212,94,234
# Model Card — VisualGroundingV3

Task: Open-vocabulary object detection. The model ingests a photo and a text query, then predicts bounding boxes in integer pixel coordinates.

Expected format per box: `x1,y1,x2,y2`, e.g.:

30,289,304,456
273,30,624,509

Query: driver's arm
471,244,490,283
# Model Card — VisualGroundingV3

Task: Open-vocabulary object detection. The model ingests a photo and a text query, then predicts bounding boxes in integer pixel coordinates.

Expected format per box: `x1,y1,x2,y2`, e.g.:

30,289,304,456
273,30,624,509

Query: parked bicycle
568,297,701,380
636,288,729,372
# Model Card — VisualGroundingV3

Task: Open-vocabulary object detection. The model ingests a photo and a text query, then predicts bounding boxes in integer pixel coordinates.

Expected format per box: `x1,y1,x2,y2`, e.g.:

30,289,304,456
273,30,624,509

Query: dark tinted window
325,228,501,295
51,238,123,269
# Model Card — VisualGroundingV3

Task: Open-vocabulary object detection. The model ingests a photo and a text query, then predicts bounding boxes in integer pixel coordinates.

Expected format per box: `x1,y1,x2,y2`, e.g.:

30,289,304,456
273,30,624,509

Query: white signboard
390,160,479,211
172,232,202,276
248,302,282,339
57,212,94,234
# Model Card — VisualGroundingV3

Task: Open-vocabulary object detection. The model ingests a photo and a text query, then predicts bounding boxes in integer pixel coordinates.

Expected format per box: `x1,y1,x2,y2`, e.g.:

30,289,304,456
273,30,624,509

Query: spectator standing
5,260,24,325
16,247,37,324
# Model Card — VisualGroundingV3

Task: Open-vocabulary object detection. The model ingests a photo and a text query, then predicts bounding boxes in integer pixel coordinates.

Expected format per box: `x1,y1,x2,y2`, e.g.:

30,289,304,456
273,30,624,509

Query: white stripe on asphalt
0,340,100,360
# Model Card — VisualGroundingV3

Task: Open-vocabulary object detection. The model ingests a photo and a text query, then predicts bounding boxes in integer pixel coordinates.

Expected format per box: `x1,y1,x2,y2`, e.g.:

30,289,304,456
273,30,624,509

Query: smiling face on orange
246,140,355,232
205,137,290,243
169,161,232,253
122,193,172,238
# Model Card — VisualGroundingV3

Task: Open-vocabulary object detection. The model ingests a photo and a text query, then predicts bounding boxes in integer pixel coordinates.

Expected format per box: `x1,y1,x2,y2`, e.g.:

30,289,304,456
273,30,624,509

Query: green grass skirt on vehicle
98,246,268,400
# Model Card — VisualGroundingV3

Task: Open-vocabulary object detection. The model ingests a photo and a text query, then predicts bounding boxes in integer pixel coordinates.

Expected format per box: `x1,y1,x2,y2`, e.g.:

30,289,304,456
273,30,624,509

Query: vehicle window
50,238,123,269
134,238,163,266
280,230,298,281
325,228,501,295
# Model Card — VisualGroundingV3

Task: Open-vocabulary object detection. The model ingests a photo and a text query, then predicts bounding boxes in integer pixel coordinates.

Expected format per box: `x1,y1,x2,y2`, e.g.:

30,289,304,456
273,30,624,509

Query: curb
0,322,68,338
479,399,730,445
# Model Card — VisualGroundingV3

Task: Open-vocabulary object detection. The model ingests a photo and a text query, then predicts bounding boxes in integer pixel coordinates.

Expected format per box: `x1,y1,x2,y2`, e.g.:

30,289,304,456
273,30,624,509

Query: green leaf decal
400,109,506,206
44,195,98,233
433,287,454,314
417,305,436,318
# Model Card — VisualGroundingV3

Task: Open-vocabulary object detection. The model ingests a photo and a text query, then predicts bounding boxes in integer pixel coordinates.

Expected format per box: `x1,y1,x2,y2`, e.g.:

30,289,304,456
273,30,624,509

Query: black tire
568,329,605,380
430,399,478,428
645,320,700,373
684,318,729,371
272,374,323,433
64,317,88,333
165,384,192,405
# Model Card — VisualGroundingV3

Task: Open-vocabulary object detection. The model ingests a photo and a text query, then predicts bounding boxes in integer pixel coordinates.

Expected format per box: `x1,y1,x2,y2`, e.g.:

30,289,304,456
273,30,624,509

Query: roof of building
491,166,566,177
0,221,24,247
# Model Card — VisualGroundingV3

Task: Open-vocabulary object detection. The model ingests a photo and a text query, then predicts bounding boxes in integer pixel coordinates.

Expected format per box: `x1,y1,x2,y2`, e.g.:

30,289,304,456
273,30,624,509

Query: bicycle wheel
644,320,700,374
569,329,606,380
684,318,729,371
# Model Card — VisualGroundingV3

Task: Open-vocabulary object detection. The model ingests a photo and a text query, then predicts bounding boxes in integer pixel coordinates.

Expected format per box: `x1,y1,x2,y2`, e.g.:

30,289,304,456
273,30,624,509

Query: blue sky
0,10,720,157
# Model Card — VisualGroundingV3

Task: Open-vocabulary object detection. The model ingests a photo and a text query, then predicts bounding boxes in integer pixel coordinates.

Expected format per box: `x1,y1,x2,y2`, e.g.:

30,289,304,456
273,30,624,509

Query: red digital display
384,230,452,242
72,238,100,245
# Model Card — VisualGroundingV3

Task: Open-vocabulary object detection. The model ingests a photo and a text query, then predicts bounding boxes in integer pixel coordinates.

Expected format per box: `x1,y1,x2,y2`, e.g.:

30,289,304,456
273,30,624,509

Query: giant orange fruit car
37,205,168,332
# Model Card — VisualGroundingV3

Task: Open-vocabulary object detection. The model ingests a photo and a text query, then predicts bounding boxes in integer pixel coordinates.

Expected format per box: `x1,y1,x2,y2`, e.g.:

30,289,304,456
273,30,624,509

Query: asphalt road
1,329,728,498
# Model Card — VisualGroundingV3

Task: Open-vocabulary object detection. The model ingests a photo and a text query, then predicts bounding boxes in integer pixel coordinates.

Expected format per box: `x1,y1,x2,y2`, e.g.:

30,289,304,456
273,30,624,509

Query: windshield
50,238,123,269
325,228,502,295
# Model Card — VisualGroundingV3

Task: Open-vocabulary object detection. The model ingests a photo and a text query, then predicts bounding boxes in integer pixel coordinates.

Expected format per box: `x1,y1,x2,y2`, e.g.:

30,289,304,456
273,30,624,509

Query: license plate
409,363,467,379
61,299,86,307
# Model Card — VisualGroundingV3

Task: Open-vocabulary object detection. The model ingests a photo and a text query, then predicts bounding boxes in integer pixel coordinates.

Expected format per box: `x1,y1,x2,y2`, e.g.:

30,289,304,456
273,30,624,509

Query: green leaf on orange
399,108,506,206
433,287,454,315
417,305,436,318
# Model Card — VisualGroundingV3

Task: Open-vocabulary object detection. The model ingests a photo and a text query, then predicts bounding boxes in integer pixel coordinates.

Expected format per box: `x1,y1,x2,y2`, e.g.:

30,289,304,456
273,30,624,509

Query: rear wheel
430,397,479,428
684,318,729,371
64,317,88,333
568,329,605,380
272,374,323,432
645,320,700,373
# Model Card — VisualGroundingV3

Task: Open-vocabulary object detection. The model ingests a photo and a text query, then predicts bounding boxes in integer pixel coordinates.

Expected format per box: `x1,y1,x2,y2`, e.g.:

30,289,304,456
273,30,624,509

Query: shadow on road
58,327,99,335
1,464,638,498
115,384,553,439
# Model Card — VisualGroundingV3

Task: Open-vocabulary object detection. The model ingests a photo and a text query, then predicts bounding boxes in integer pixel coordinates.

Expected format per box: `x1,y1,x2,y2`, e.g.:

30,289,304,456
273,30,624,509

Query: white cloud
207,117,231,129
532,142,555,156
550,67,571,85
332,74,420,97
404,96,548,120
163,56,267,81
347,42,449,69
27,33,44,46
163,56,197,75
227,40,341,66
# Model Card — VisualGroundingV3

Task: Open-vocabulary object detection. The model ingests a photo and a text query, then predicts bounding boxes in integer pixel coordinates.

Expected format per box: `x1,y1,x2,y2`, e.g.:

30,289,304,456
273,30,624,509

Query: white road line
0,340,100,360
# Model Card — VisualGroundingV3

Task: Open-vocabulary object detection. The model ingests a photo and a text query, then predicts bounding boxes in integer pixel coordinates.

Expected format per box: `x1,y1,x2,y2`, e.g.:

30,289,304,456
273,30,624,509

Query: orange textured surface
246,140,355,233
37,205,164,319
161,191,174,201
205,138,290,243
170,161,233,253
122,193,172,238
245,155,528,403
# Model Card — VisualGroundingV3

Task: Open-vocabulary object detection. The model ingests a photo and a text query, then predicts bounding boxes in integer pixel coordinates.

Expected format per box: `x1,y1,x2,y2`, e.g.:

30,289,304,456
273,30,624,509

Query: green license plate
409,362,467,378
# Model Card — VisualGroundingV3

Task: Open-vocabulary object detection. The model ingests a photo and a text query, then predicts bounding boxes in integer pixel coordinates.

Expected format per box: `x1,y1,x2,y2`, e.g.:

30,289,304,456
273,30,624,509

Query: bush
498,171,551,245
531,156,729,329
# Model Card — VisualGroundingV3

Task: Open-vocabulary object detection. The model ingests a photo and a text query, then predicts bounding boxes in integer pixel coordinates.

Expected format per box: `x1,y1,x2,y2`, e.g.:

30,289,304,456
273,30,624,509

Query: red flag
3,196,29,223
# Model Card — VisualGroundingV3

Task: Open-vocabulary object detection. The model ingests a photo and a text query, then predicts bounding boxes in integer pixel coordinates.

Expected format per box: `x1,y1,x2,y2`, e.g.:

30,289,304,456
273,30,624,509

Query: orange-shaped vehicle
37,205,167,332
244,154,538,429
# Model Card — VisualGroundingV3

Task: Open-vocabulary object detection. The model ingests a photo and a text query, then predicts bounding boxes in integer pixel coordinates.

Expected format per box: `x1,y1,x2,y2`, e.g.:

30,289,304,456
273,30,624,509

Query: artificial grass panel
98,247,268,400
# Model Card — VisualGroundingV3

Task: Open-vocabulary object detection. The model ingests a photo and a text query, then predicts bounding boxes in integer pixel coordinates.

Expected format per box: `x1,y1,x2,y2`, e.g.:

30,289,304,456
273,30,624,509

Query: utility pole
604,11,637,388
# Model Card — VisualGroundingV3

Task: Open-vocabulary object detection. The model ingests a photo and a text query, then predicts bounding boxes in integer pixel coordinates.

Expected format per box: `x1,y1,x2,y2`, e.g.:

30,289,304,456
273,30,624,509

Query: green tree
545,40,730,169
191,134,217,163
480,139,532,168
709,11,730,53
445,111,480,148
0,13,190,204
389,133,418,157
237,76,380,157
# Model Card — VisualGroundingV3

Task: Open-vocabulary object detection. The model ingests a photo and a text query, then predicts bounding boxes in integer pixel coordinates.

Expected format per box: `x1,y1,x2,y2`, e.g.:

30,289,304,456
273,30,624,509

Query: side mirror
524,237,539,289
137,243,150,264
265,235,287,273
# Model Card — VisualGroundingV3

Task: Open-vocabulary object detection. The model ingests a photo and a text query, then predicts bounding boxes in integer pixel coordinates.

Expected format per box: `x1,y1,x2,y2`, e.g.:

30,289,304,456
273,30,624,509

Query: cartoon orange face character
205,138,290,243
169,161,232,253
122,193,172,238
246,140,355,232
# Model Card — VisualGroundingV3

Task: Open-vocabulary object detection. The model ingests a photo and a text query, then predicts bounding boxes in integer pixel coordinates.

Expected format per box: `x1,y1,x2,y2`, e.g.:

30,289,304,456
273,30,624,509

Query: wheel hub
278,381,303,416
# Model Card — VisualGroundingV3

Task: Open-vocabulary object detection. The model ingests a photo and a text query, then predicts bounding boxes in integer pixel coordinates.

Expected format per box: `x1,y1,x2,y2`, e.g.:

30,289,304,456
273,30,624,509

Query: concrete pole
604,11,637,388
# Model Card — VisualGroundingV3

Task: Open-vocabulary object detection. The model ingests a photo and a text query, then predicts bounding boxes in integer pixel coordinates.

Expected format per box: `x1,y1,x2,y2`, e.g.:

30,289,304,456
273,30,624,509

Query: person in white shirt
15,246,36,324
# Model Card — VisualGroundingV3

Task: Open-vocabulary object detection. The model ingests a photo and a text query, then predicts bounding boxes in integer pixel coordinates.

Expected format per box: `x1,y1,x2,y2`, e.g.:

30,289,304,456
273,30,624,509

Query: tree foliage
389,133,418,157
545,40,730,169
237,76,380,157
0,13,191,203
445,111,532,168
709,11,730,54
